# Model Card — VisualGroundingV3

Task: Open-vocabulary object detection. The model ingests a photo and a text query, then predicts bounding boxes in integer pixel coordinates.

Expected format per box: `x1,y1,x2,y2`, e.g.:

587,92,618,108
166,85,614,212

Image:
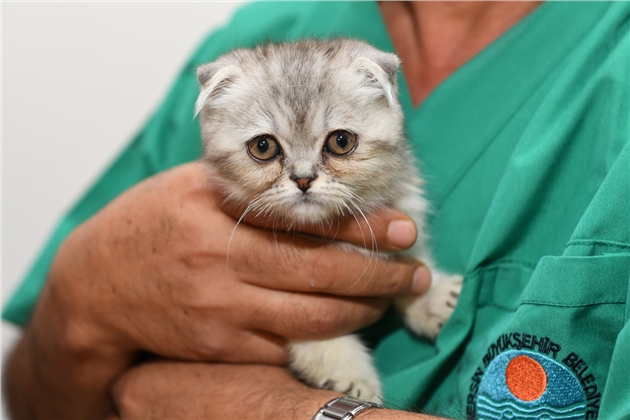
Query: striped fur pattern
196,39,462,402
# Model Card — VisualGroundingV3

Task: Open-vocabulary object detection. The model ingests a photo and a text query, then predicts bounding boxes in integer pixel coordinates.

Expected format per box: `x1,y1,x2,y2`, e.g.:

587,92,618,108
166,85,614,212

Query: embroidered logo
466,333,601,420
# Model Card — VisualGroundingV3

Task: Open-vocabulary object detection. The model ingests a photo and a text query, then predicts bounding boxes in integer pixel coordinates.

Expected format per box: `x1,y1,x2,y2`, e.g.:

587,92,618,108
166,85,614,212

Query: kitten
195,39,462,403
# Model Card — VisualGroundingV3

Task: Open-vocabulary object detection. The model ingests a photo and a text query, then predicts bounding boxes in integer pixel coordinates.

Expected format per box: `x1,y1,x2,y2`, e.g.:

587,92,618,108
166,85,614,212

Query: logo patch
467,332,601,420
478,350,585,419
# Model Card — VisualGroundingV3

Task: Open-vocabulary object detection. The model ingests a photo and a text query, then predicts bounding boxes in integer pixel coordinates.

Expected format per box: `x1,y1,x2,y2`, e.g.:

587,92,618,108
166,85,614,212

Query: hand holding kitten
55,162,429,360
10,161,429,419
195,39,462,401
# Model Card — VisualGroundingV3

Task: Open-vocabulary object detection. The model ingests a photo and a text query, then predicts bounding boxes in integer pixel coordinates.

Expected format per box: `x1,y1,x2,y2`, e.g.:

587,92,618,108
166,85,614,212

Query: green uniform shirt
4,2,629,419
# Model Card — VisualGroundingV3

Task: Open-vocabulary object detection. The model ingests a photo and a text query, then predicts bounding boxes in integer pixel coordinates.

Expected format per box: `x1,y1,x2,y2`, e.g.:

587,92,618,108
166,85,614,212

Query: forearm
363,408,443,420
113,362,447,420
286,392,443,420
4,277,134,419
3,164,428,419
277,391,444,420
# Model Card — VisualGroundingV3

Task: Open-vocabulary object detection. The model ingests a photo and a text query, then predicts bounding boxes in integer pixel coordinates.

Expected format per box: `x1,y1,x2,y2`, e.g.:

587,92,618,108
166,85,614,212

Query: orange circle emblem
505,355,548,401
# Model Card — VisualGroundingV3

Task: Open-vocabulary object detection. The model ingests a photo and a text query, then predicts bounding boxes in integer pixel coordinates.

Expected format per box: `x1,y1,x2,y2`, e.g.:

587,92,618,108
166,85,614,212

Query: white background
2,2,243,417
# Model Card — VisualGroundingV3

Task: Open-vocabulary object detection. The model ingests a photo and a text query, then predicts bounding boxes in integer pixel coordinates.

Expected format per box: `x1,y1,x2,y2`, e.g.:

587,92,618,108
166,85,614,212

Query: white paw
319,374,381,402
396,272,462,339
289,336,382,403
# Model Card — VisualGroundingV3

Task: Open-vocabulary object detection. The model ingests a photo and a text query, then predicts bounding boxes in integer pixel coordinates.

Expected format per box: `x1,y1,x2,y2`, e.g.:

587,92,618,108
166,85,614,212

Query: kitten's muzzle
290,174,318,193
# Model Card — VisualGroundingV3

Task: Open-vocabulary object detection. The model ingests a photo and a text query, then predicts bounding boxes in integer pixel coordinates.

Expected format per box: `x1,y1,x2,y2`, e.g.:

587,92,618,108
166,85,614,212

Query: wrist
254,372,342,420
312,396,384,420
292,392,346,420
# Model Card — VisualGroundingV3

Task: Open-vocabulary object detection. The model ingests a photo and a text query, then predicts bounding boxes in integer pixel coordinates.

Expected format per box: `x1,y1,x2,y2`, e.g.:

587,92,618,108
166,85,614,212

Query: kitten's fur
195,39,462,402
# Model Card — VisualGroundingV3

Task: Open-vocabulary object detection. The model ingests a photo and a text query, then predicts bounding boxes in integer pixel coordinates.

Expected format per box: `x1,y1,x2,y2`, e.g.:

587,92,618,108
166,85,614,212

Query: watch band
312,396,384,420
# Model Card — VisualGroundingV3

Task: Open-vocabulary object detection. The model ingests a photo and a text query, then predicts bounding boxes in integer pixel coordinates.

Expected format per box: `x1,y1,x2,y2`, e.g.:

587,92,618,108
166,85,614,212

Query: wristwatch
312,396,384,420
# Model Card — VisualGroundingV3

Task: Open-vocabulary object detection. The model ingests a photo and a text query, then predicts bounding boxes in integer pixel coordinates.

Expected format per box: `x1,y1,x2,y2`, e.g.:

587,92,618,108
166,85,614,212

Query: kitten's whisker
349,191,366,204
321,213,337,241
272,213,280,245
286,219,296,233
331,202,373,293
348,199,378,256
324,200,343,242
255,203,271,217
315,219,326,243
338,187,366,204
348,199,379,293
227,196,264,275
330,214,342,242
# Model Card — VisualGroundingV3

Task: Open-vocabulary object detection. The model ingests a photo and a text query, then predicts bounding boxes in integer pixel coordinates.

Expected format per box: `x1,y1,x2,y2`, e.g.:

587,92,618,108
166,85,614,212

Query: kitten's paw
289,336,382,403
396,273,462,340
319,372,381,403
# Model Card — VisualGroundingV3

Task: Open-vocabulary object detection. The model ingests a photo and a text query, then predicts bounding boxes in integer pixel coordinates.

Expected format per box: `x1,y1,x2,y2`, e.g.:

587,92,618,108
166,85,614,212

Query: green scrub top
4,2,629,419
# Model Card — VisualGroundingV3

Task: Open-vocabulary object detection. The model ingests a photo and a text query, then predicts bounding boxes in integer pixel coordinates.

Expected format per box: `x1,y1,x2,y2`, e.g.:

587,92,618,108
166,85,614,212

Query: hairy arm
4,163,427,419
4,276,132,419
112,362,446,420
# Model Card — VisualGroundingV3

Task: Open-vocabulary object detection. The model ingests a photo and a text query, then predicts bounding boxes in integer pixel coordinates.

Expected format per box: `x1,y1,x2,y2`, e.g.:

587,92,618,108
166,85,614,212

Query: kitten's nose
291,175,318,192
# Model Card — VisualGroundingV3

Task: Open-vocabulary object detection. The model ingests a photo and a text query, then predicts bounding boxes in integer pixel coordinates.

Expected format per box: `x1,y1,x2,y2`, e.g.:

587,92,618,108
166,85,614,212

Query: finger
222,201,418,252
230,225,431,297
152,317,289,364
203,329,288,365
242,285,390,339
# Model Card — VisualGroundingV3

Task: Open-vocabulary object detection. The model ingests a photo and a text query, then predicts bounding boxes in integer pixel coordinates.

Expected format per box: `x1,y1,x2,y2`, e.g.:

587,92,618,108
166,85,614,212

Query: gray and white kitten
195,39,462,402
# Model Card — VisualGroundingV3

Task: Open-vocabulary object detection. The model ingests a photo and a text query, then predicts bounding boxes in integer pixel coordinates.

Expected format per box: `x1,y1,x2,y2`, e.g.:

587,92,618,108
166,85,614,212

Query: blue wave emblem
478,395,586,419
477,350,586,420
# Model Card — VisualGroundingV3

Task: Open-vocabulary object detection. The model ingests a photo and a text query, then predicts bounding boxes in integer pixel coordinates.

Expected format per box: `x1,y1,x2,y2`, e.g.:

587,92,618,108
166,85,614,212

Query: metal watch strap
312,396,384,420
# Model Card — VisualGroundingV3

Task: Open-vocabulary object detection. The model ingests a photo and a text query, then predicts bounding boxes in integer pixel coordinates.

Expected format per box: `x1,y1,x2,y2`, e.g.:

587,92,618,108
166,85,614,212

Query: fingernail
387,220,417,249
412,266,432,295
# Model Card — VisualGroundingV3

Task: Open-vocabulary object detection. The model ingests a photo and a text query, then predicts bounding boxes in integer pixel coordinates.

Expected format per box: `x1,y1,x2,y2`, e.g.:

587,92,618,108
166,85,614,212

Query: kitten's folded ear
351,50,401,107
194,61,242,116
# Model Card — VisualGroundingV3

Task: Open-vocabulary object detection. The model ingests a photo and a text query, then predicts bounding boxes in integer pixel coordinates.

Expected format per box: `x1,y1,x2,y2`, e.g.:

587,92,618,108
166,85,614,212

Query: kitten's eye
325,130,357,156
247,135,281,162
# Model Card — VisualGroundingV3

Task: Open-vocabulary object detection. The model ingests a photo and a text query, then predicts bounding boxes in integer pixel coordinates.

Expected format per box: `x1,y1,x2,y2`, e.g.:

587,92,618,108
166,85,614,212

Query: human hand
52,162,429,365
111,361,338,419
8,161,428,418
111,361,441,420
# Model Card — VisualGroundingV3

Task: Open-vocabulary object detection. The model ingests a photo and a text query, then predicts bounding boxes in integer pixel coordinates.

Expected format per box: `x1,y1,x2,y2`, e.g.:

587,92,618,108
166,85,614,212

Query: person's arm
3,281,133,419
3,163,428,420
111,362,446,420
